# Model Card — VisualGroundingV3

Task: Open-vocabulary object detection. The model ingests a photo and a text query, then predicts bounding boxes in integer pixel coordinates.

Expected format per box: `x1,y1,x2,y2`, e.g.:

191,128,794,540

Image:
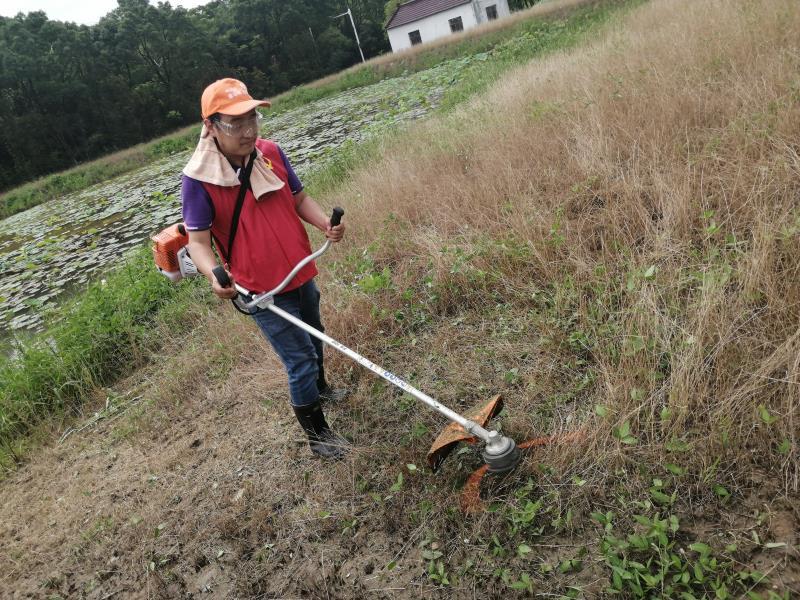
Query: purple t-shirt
182,144,303,231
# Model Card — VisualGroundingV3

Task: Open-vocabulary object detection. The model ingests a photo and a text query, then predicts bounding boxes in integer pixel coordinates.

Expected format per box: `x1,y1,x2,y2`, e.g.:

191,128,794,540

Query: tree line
0,0,541,193
0,0,391,192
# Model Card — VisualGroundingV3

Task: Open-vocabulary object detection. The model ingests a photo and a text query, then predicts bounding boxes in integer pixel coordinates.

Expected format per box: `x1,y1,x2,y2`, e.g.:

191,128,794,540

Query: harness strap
222,149,257,267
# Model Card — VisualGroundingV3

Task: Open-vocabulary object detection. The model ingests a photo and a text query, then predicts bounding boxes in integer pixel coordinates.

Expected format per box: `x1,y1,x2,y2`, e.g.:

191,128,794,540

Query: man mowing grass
180,78,349,459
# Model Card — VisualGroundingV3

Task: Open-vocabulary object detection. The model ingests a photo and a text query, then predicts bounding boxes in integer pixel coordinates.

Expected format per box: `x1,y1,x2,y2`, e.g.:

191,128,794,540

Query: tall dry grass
322,0,800,492
305,0,606,88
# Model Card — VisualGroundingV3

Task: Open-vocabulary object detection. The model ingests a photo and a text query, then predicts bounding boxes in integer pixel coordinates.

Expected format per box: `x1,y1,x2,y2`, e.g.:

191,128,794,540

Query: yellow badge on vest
264,157,273,170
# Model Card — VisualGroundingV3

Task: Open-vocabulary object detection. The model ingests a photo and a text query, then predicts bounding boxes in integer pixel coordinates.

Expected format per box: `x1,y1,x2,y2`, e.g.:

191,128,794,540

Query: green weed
0,248,211,472
592,510,768,598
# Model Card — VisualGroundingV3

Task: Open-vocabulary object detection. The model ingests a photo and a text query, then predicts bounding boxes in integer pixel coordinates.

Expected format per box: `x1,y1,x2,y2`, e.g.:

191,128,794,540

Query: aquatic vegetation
0,60,459,333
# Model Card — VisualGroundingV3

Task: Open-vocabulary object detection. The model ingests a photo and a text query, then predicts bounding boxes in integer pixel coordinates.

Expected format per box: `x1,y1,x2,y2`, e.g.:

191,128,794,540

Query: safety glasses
213,112,263,137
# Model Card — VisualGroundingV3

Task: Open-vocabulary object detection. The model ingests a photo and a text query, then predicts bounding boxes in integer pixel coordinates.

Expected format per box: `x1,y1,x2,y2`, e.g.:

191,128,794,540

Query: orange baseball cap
201,78,271,119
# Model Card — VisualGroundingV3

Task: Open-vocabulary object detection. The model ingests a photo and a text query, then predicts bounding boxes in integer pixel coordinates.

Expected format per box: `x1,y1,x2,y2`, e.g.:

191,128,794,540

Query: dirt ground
0,312,430,599
2,307,799,599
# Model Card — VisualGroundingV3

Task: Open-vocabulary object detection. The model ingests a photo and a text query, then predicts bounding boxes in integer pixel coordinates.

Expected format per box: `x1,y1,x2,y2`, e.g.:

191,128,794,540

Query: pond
0,57,472,334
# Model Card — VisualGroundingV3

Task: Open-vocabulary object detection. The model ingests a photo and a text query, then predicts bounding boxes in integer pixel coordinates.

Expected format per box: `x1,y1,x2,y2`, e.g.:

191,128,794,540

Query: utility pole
308,27,322,69
331,7,366,63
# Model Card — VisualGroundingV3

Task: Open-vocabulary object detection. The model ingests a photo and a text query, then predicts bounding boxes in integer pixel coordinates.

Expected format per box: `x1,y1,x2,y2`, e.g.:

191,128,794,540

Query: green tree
0,0,391,193
318,26,358,71
384,0,403,25
508,0,541,10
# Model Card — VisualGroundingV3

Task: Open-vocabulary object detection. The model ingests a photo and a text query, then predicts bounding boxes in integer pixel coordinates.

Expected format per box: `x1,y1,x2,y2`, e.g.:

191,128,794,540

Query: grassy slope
0,0,631,470
316,0,800,593
1,0,799,597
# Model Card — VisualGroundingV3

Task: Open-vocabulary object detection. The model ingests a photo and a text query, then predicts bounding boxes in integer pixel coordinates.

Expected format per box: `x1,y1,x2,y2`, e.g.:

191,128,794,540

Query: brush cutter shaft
213,206,496,445
266,302,494,443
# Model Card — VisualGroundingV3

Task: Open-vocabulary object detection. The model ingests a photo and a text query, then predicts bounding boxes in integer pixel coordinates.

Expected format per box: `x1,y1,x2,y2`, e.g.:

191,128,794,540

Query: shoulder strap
224,149,257,266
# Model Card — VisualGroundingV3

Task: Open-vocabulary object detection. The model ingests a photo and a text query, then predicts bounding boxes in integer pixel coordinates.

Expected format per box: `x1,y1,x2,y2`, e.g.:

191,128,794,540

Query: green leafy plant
592,511,766,598
357,267,392,293
421,540,450,586
509,572,535,593
613,420,638,445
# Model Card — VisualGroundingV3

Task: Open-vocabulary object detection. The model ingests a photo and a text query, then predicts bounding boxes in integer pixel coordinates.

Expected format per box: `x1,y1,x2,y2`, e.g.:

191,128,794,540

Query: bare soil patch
2,304,798,599
0,307,482,599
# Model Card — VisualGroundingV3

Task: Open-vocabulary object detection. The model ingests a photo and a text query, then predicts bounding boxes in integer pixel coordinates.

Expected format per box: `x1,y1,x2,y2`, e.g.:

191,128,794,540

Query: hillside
1,0,799,598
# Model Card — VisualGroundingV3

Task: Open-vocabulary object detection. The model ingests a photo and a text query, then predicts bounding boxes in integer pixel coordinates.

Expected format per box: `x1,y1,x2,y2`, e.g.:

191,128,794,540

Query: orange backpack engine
151,223,198,282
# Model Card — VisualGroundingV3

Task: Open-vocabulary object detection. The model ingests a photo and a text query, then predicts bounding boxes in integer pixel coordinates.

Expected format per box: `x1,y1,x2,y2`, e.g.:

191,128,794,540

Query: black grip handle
212,265,231,288
330,207,344,227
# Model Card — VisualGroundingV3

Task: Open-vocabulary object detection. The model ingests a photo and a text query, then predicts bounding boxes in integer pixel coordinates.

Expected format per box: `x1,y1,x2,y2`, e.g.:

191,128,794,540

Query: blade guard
427,395,504,472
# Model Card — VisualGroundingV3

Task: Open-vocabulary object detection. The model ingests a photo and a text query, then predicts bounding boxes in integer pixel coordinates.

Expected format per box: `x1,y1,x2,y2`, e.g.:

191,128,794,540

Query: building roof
386,0,472,30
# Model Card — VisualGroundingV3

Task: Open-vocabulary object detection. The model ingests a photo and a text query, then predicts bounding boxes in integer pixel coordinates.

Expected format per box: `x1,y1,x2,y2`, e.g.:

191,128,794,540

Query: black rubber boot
292,402,349,459
317,365,328,393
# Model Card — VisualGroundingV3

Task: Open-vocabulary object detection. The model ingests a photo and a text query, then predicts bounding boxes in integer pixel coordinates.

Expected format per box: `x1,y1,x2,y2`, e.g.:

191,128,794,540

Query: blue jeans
251,279,325,408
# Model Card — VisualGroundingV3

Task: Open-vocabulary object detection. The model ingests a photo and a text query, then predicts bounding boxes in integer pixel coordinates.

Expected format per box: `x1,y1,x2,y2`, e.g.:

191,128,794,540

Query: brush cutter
211,207,522,474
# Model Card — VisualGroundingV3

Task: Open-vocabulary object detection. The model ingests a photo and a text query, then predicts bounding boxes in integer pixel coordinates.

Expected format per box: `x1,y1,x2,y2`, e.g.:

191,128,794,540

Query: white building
386,0,511,53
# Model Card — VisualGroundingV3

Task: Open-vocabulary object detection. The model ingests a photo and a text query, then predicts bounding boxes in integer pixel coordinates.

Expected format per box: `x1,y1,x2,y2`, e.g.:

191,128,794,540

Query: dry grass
325,0,800,491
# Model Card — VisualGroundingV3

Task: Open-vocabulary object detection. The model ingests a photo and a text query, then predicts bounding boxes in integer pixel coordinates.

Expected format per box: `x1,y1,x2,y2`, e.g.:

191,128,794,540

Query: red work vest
202,139,317,293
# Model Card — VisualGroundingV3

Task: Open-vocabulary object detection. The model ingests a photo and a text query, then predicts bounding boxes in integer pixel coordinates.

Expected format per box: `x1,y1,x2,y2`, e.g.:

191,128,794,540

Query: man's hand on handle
325,220,345,242
211,268,238,299
295,192,346,243
186,229,239,299
325,206,345,242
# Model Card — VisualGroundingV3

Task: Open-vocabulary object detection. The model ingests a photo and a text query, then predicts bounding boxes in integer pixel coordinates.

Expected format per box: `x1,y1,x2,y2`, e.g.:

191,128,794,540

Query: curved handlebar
214,207,344,313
